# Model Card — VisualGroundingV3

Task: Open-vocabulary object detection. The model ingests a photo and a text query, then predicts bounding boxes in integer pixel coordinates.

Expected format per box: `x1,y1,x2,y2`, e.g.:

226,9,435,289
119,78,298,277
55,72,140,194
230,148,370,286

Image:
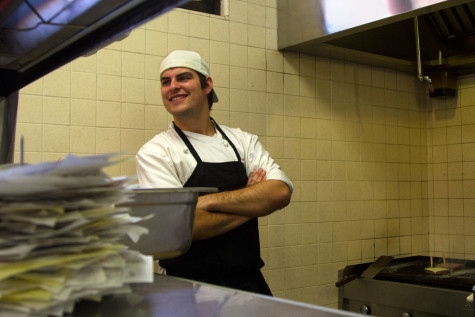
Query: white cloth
136,122,293,191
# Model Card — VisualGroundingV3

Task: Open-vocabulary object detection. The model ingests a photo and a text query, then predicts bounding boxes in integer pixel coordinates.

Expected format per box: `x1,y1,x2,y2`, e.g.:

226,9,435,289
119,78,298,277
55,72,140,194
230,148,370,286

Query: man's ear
205,76,213,94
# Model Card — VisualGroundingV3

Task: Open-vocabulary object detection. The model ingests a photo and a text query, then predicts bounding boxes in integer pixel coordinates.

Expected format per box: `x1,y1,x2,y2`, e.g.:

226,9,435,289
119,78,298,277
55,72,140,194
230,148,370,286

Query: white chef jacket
136,122,293,192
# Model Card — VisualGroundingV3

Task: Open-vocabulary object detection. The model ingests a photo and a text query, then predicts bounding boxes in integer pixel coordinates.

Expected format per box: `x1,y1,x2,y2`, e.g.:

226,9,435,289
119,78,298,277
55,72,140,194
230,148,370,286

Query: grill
338,256,475,317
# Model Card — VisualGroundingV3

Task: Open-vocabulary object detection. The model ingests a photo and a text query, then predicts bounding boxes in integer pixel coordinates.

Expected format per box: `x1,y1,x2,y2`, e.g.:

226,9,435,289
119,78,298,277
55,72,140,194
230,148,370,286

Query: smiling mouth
170,95,187,102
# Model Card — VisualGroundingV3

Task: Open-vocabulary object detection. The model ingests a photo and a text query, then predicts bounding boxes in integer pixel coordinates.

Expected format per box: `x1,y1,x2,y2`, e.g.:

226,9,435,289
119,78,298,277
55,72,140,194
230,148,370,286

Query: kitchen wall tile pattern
427,77,475,262
13,0,475,310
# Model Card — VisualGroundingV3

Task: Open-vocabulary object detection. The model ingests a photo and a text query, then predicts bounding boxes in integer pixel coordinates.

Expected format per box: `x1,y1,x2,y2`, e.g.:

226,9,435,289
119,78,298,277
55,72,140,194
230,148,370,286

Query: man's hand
247,168,267,186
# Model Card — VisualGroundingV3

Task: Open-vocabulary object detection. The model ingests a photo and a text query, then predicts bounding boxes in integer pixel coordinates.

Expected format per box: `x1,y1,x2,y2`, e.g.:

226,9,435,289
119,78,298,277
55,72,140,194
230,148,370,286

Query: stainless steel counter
73,274,360,317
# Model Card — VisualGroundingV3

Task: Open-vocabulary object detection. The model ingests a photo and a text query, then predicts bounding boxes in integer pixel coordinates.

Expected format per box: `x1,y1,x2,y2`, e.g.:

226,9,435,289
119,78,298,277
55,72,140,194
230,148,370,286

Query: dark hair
197,72,214,110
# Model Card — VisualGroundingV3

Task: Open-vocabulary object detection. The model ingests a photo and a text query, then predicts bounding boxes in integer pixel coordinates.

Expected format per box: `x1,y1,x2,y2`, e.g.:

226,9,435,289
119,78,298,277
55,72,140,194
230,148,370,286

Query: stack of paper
0,153,153,317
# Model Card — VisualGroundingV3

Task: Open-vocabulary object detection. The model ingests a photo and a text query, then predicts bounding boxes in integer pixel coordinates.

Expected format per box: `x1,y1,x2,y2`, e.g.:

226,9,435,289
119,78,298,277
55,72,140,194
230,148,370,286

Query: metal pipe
414,16,432,84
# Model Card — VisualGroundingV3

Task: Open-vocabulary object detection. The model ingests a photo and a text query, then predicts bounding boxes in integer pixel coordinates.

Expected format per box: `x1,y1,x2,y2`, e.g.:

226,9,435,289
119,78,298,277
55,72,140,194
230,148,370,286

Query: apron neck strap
173,121,202,163
172,117,242,163
211,117,242,161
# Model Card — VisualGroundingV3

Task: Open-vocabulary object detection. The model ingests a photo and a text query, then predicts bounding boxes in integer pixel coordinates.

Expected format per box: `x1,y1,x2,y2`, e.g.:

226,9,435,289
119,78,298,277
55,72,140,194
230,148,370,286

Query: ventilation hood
0,0,188,97
278,0,475,77
0,0,188,164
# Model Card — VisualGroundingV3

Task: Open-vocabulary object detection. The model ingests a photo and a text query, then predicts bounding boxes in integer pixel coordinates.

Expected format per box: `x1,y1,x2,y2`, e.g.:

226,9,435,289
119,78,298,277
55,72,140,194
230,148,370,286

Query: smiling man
135,50,293,295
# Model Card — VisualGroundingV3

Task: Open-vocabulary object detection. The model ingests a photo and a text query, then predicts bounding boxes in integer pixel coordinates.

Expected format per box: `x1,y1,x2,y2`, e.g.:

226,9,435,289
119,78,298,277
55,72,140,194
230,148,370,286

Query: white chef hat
159,50,218,103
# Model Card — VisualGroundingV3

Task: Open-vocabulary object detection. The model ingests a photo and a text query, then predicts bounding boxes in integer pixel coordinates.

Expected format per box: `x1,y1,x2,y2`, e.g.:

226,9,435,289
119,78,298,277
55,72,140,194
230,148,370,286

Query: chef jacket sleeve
136,148,183,188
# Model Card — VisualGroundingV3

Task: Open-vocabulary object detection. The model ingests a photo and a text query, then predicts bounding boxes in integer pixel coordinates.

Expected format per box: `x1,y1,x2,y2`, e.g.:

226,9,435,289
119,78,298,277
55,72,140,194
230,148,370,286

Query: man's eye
177,75,191,81
161,79,170,85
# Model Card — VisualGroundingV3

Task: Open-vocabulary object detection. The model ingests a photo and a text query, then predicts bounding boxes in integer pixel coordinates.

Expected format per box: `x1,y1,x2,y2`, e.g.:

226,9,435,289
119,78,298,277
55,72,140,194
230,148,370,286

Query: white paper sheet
0,153,153,317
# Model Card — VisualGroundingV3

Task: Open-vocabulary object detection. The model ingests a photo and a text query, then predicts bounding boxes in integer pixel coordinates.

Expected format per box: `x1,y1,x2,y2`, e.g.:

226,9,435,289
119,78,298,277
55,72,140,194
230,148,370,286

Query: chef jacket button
183,148,188,153
223,140,229,147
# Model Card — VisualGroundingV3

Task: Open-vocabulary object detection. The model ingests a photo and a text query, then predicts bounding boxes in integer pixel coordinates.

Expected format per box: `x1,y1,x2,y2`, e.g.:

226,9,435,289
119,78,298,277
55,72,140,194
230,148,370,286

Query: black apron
159,119,272,296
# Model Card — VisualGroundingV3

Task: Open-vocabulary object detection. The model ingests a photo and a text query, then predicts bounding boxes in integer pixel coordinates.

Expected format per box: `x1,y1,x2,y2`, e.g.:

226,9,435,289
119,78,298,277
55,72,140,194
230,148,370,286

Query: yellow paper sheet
0,248,119,281
2,288,52,302
16,269,70,288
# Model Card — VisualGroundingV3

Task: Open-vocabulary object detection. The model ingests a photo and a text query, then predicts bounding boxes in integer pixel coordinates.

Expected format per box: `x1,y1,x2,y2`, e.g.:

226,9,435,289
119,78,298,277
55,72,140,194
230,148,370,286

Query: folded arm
192,209,251,240
197,179,291,218
192,169,291,240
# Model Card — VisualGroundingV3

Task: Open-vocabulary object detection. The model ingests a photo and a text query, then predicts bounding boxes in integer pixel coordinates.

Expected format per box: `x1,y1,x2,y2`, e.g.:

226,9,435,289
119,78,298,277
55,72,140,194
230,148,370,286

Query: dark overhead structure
0,0,188,163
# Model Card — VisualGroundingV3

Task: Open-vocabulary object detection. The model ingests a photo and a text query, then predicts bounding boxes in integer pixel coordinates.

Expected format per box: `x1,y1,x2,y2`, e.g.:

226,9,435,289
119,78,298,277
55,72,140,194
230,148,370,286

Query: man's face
160,67,212,119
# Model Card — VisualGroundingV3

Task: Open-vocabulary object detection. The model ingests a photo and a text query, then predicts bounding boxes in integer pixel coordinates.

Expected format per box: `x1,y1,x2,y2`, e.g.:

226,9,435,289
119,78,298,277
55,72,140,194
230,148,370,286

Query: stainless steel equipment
0,0,188,97
73,274,364,317
0,0,188,164
118,188,216,260
338,256,475,316
278,0,475,76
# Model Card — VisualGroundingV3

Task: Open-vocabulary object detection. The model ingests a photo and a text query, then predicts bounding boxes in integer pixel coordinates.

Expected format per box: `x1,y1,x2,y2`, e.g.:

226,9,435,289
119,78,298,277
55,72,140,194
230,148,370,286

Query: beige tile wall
13,0,474,309
427,78,475,261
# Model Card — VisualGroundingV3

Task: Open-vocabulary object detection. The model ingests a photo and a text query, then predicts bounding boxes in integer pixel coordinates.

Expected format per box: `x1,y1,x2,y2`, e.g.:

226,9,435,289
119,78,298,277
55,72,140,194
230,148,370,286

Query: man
136,50,293,295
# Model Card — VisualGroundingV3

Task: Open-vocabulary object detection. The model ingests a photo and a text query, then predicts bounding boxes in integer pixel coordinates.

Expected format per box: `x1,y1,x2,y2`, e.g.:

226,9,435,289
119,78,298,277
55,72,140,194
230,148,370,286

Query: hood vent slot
428,3,475,39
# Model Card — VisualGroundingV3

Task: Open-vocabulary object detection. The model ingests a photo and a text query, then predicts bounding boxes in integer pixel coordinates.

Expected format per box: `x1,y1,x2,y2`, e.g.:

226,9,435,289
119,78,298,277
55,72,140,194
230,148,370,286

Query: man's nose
169,78,180,90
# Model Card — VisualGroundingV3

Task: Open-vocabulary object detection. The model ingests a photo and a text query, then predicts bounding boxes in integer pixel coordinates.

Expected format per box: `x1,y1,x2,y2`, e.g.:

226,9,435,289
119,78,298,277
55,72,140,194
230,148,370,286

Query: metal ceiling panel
0,0,189,96
278,0,475,76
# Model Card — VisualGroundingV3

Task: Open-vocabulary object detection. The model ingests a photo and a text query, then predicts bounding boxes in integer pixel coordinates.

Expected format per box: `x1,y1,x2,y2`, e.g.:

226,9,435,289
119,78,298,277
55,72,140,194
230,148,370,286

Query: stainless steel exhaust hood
0,0,188,164
0,0,189,97
278,0,475,77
